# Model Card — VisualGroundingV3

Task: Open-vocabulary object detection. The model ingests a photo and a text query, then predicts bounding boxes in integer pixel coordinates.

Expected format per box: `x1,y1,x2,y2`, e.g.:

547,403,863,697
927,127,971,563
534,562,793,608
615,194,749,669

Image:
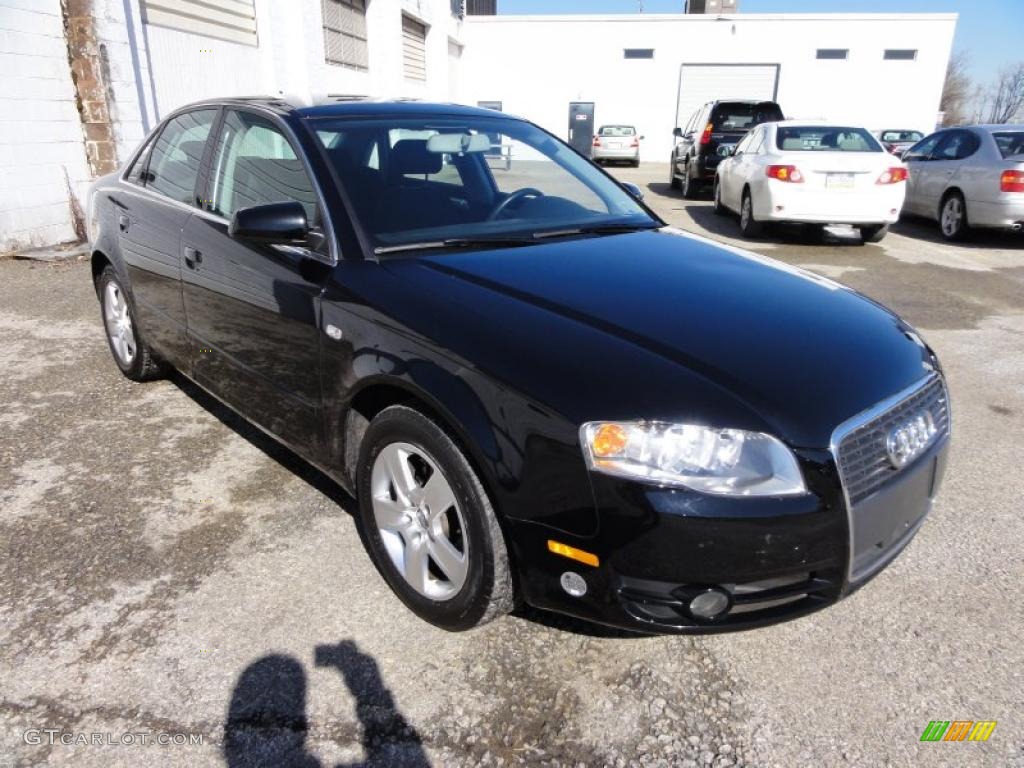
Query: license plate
608,141,621,148
826,173,855,189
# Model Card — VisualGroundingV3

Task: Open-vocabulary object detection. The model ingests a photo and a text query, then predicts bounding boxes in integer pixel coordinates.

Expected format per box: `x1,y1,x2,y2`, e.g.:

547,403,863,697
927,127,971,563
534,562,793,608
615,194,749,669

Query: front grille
837,375,949,505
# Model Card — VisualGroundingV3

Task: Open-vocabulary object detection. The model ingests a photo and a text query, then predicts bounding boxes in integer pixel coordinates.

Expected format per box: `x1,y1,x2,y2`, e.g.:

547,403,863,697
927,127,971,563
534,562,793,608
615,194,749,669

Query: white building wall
0,0,88,250
141,0,464,117
461,14,957,161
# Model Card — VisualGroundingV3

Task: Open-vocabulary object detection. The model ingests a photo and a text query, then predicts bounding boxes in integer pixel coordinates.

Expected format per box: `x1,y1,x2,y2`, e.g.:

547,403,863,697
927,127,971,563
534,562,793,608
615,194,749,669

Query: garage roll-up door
402,15,427,81
675,64,780,129
141,0,257,46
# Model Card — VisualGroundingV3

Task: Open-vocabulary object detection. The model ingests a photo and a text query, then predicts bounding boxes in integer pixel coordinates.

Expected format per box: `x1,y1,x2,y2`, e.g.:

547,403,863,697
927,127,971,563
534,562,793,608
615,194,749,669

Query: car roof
175,96,518,121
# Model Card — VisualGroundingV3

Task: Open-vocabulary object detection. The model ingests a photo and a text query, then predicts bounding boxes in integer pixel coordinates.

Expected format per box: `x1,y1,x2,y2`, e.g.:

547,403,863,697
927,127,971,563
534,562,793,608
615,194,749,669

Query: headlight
579,421,806,497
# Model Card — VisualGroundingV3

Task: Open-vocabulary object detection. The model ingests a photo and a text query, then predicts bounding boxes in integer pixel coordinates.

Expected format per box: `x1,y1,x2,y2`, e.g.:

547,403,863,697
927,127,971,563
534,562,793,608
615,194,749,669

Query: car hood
378,228,935,448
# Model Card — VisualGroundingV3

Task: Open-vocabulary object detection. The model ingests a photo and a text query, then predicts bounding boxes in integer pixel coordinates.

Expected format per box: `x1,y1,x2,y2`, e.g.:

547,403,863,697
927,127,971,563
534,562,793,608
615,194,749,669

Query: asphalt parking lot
2,162,1023,768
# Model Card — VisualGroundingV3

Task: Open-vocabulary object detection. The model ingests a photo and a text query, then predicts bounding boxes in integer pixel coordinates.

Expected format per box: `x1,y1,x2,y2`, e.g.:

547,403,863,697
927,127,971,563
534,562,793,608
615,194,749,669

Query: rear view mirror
621,182,644,201
229,201,309,245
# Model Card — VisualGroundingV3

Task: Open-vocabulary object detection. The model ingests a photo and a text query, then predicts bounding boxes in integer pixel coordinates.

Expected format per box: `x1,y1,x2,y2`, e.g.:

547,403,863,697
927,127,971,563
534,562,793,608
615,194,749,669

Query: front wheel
739,190,763,238
97,266,165,381
356,405,514,631
859,224,889,243
669,156,681,190
939,192,969,241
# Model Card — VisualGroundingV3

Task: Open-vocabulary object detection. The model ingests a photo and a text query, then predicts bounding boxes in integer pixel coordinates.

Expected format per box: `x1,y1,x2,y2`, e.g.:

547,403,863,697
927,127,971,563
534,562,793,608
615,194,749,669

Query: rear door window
145,109,218,204
933,130,980,161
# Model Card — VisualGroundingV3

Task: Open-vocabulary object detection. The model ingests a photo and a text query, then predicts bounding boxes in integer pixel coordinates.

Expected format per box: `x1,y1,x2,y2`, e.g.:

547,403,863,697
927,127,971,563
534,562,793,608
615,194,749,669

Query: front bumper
510,411,948,635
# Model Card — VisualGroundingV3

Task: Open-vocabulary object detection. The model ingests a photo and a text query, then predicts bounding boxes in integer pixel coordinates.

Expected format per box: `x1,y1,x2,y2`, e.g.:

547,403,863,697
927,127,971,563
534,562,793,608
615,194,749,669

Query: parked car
88,98,950,635
901,124,1024,240
876,129,925,156
670,100,784,198
714,121,908,243
592,124,642,166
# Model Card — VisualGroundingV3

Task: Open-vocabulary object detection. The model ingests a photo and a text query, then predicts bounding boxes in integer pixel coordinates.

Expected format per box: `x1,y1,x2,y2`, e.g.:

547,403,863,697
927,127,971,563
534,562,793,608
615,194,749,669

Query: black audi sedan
86,98,950,634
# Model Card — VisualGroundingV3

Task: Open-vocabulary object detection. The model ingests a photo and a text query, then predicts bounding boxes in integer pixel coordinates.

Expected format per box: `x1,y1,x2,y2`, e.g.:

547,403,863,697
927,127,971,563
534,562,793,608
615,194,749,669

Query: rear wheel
681,159,700,199
97,266,165,381
939,192,969,241
356,405,514,631
859,223,889,243
713,177,726,215
739,189,763,238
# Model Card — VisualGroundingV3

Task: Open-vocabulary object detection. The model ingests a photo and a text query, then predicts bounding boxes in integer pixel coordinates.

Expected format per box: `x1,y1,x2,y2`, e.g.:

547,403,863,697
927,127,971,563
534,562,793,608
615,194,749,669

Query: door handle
118,214,129,232
183,246,202,269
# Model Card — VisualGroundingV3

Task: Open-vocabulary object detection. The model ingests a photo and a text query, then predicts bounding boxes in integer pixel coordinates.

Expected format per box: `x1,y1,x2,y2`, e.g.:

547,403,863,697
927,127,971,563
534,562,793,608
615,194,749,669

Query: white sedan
713,121,907,243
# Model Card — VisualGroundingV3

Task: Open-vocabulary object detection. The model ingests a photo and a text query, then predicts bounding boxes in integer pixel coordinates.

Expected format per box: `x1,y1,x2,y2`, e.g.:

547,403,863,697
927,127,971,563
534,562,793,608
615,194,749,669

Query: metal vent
837,376,949,505
322,0,368,70
141,0,257,46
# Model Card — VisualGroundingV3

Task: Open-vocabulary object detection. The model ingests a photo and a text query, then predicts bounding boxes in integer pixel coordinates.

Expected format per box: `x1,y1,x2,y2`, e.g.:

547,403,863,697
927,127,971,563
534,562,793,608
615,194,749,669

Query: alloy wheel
941,196,962,237
370,442,468,601
103,281,136,365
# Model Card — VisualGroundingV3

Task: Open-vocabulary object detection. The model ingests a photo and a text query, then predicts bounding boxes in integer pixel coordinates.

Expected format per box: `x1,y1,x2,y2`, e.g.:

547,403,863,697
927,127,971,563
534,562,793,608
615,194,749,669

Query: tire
669,156,681,190
939,192,969,241
356,405,514,631
859,224,889,243
713,177,727,215
739,189,763,238
96,265,165,381
631,157,640,168
681,158,700,199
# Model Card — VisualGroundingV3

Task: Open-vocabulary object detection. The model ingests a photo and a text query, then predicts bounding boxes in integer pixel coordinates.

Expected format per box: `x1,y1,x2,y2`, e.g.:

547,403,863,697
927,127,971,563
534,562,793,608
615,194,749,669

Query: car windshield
993,131,1024,159
309,115,656,252
711,103,783,131
598,125,636,136
881,130,923,142
776,126,883,152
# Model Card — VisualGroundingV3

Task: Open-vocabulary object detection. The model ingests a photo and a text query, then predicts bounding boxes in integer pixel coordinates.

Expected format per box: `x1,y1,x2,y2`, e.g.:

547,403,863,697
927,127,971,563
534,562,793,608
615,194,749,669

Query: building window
623,48,654,59
816,49,848,60
402,15,427,81
322,0,368,70
884,49,918,61
140,0,257,46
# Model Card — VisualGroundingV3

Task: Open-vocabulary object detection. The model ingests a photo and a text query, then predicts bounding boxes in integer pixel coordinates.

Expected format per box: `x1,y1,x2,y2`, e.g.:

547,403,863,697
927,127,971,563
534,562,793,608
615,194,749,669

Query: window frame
883,49,917,61
816,48,849,60
322,0,369,71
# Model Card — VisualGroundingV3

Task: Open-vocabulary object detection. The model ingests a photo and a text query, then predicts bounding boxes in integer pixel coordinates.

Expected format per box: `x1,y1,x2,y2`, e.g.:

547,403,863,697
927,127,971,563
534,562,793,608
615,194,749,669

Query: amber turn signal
547,540,600,567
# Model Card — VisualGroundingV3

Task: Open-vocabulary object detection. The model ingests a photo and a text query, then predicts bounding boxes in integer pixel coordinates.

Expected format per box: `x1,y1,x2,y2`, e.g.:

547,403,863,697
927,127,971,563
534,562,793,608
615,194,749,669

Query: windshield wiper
374,222,660,255
374,236,538,255
532,222,661,239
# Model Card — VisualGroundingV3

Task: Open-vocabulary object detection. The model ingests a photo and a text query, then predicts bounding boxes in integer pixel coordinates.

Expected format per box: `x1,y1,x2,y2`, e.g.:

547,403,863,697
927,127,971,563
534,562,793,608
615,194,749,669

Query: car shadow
680,202,867,247
224,640,430,768
891,215,1024,249
168,372,357,516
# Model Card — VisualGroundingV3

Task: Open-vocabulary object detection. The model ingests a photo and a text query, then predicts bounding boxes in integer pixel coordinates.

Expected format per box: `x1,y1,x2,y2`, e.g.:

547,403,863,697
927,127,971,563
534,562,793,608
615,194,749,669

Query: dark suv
670,100,784,198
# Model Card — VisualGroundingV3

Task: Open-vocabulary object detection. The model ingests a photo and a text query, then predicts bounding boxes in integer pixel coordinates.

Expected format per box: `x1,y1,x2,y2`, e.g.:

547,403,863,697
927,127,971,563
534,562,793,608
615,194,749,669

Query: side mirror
672,127,683,138
621,181,644,201
229,201,309,245
639,135,646,140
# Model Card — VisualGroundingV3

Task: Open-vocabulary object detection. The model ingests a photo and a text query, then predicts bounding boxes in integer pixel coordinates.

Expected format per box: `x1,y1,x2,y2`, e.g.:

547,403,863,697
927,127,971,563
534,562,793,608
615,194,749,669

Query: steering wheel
487,187,543,221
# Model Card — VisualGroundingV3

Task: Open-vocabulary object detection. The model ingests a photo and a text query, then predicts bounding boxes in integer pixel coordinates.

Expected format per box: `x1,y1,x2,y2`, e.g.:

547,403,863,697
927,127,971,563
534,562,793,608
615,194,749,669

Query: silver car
592,125,642,166
901,125,1024,240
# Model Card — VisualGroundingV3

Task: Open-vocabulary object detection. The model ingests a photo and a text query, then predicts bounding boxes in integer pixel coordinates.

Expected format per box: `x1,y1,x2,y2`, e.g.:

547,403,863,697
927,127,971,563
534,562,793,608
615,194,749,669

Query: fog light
688,588,731,620
560,571,587,597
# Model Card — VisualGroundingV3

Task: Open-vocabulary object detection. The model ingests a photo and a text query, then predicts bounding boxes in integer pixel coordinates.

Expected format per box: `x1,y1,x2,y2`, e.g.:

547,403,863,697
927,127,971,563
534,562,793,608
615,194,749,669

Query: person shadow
224,640,430,768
